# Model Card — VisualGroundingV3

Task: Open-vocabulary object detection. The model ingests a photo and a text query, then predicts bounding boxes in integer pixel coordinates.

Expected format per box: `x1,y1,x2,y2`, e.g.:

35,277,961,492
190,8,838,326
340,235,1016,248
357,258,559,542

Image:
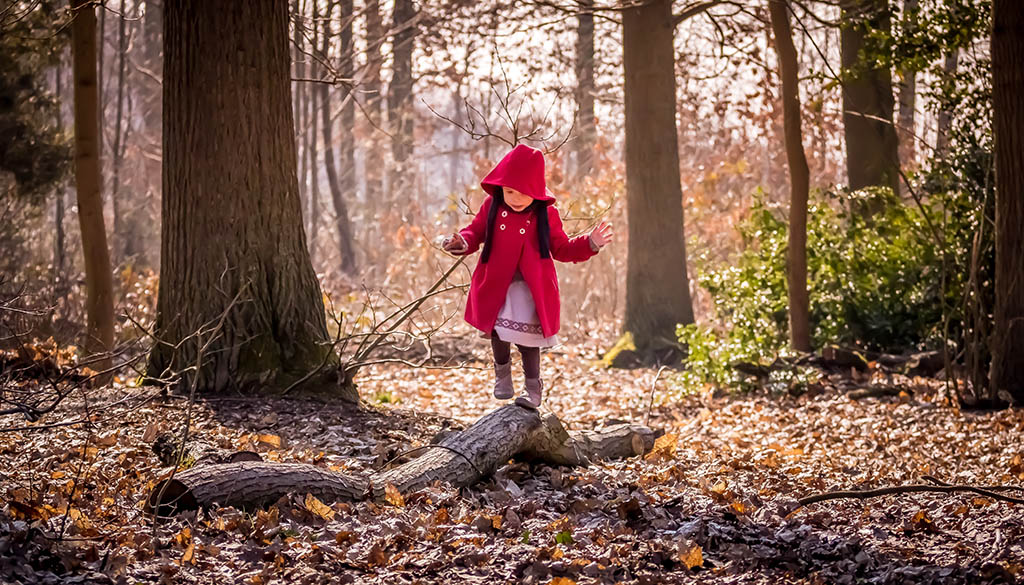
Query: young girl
442,144,613,408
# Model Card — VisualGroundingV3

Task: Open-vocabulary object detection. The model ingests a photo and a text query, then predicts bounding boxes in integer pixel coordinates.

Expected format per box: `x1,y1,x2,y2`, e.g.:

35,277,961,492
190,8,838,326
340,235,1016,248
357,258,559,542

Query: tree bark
896,0,918,171
319,2,357,275
149,0,349,399
574,0,596,178
70,0,115,371
621,0,695,357
769,0,811,353
148,405,657,513
990,0,1024,404
935,49,959,156
840,0,901,206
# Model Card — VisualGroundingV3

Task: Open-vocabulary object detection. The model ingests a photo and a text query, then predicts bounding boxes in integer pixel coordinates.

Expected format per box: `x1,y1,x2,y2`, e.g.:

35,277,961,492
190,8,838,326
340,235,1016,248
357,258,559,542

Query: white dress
489,269,559,348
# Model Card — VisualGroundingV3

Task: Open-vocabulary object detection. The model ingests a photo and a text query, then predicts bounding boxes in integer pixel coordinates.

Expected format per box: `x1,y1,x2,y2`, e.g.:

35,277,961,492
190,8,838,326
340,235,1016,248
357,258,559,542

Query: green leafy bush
678,187,976,394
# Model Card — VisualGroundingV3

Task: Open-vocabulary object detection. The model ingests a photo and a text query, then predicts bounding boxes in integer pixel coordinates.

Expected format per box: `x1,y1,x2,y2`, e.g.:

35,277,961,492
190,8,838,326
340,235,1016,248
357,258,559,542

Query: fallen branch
847,385,909,400
798,482,1024,508
147,404,656,515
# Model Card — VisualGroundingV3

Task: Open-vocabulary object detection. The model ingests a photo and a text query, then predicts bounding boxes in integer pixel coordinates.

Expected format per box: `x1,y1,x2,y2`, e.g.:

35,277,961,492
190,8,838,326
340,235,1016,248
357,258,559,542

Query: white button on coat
500,224,506,230
501,211,508,217
520,228,526,234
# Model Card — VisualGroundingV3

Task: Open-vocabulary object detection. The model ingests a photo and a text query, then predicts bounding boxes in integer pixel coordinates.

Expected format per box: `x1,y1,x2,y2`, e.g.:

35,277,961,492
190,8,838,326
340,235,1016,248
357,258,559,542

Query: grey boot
493,361,513,399
515,377,543,409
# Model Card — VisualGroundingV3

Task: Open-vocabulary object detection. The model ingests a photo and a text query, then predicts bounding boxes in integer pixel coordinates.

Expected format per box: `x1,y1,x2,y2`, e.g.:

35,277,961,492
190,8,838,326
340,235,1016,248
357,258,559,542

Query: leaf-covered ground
1,335,1022,584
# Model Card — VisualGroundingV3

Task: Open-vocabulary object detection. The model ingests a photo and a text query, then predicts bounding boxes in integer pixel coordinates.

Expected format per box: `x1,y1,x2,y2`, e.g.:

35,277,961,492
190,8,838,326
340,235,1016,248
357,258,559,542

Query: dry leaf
645,433,678,461
142,422,161,443
384,483,405,507
180,541,195,566
94,431,119,447
680,543,703,569
304,493,335,521
257,434,282,449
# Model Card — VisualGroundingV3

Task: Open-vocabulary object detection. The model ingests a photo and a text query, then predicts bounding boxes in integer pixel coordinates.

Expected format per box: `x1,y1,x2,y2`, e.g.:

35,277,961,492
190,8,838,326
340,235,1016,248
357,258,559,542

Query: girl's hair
481,186,551,263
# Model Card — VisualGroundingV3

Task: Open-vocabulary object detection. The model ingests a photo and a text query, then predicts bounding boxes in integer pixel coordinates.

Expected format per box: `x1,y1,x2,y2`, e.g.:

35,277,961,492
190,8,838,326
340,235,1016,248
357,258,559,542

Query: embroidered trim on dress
494,318,543,335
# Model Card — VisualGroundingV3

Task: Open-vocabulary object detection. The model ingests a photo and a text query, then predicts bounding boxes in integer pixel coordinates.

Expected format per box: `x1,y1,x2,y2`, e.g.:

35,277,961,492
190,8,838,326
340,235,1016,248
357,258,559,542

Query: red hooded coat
458,144,597,338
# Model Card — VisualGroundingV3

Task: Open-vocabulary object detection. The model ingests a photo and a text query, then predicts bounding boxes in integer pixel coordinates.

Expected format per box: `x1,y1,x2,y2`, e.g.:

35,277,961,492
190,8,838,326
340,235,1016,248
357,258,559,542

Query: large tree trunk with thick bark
574,0,596,179
148,405,657,514
990,0,1024,404
149,0,349,399
770,0,811,353
70,0,115,371
840,0,901,206
621,0,695,359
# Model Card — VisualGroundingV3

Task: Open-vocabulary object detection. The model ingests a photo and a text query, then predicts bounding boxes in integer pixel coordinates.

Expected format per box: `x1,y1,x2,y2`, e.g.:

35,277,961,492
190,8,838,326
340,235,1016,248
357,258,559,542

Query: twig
922,475,1024,494
644,365,667,426
798,483,1024,508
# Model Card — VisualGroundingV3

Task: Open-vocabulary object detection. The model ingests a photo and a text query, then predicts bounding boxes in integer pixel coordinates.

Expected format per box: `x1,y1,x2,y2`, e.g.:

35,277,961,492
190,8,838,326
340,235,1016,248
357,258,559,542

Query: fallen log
148,404,656,514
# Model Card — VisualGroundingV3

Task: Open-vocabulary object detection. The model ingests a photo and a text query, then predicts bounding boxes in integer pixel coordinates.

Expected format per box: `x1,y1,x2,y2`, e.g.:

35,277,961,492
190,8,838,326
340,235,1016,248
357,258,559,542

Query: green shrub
678,187,976,394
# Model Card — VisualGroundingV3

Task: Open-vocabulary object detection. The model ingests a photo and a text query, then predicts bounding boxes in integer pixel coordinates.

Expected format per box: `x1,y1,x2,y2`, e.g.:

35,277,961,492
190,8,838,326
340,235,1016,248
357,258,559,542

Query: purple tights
491,334,540,379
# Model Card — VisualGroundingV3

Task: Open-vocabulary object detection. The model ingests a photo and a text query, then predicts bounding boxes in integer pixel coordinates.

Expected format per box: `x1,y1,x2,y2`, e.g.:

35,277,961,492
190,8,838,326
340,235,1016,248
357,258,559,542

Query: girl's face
504,187,533,212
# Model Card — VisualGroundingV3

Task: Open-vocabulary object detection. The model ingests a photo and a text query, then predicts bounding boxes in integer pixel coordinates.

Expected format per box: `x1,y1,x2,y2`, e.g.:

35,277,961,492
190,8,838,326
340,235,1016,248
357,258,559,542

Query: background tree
621,0,695,360
769,0,811,352
319,1,357,275
840,0,901,201
70,0,115,369
149,0,347,399
896,0,918,168
990,0,1024,403
389,0,416,198
574,0,596,178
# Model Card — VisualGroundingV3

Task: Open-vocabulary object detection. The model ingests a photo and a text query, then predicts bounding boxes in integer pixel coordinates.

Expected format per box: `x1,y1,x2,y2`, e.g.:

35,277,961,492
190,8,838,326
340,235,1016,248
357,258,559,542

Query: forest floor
1,332,1023,584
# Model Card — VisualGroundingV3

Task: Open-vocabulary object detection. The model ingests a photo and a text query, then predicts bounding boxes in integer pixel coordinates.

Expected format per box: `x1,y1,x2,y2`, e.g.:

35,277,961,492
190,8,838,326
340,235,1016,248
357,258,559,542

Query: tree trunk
149,0,349,399
70,0,115,371
840,0,900,205
292,0,307,234
990,0,1024,404
54,58,67,289
896,0,918,170
769,0,811,353
338,0,357,271
363,0,384,262
621,0,695,358
319,2,357,275
306,0,320,259
111,0,128,264
148,405,657,513
388,0,416,197
935,49,959,156
574,0,596,178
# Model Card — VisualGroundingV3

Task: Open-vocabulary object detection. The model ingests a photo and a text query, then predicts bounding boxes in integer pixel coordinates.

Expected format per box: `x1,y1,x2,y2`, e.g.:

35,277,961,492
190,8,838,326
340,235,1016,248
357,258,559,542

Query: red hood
480,144,555,203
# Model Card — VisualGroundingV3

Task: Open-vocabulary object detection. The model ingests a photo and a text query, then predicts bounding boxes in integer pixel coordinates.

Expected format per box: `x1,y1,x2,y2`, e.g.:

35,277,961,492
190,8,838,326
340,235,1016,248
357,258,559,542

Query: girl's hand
589,221,614,249
442,232,468,254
